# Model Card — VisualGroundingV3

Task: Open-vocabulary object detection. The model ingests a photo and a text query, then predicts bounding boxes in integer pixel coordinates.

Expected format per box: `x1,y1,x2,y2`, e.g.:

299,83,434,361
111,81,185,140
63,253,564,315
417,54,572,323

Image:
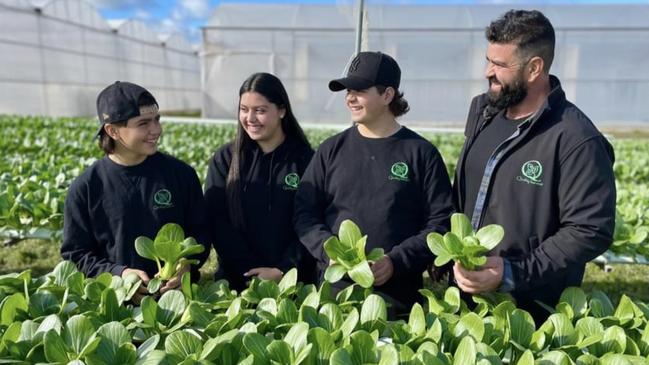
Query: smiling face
345,86,392,125
485,42,529,109
106,104,161,165
239,91,285,151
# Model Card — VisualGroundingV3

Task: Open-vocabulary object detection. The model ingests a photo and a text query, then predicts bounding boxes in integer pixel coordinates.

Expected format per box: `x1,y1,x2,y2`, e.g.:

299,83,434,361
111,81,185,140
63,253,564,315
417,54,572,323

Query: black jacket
454,76,616,321
295,126,453,310
204,136,315,290
62,152,209,279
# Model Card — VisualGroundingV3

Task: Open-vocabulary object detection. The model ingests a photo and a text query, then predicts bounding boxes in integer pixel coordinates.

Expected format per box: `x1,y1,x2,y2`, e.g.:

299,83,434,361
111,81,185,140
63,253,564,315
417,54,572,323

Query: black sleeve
386,147,454,276
509,137,616,291
293,148,334,265
204,148,255,266
183,166,211,277
61,182,125,277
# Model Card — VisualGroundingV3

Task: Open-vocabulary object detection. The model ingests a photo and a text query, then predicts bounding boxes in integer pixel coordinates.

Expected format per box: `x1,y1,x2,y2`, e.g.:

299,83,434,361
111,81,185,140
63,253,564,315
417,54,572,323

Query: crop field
1,115,649,364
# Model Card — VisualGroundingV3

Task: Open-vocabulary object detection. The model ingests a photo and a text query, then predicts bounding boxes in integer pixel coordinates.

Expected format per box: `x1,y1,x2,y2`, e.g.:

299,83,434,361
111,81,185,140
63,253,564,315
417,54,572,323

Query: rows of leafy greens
1,115,648,261
2,258,649,364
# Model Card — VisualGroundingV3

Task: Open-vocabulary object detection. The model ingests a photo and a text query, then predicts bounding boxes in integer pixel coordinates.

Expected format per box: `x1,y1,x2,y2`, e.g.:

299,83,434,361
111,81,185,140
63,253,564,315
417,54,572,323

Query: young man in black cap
294,52,454,314
61,81,209,303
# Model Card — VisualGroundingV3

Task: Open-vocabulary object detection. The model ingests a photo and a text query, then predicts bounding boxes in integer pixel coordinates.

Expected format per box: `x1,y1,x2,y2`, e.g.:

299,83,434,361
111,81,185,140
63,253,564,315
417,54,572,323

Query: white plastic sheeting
0,0,200,117
202,3,649,126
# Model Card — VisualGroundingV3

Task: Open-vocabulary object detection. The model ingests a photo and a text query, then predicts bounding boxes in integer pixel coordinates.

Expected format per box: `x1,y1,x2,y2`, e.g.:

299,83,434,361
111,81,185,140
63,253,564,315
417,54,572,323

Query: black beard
487,76,528,109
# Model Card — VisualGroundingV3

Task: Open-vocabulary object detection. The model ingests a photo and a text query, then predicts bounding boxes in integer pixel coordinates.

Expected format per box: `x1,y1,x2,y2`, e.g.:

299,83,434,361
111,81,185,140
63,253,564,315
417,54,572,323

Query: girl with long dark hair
204,72,315,290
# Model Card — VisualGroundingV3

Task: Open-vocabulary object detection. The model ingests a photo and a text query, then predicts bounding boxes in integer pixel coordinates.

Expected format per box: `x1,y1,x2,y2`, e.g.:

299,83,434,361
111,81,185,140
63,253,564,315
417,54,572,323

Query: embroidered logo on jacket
517,160,544,186
153,189,174,209
389,162,410,182
283,173,300,190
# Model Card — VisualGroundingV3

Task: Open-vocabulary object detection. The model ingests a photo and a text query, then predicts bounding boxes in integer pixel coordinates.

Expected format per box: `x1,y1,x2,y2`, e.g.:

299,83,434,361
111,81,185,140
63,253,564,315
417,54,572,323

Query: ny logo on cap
349,56,361,72
102,113,110,121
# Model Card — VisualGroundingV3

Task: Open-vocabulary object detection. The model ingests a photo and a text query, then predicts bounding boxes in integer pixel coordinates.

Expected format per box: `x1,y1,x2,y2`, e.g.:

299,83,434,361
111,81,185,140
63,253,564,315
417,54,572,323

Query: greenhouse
203,3,649,126
0,0,200,117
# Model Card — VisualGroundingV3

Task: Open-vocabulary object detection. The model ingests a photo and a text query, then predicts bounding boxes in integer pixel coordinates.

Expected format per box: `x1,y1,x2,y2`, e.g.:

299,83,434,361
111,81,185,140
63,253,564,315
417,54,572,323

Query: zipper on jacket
470,118,534,230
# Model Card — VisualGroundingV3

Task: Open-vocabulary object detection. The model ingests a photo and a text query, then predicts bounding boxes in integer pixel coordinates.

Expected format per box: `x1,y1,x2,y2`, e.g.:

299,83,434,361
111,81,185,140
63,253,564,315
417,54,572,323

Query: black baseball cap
329,51,401,92
95,81,158,137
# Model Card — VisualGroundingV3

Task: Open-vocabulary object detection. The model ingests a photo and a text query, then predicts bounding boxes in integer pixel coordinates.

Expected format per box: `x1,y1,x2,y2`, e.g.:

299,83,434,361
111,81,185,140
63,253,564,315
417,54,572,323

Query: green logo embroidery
517,160,544,186
284,173,300,190
153,189,173,209
389,162,410,182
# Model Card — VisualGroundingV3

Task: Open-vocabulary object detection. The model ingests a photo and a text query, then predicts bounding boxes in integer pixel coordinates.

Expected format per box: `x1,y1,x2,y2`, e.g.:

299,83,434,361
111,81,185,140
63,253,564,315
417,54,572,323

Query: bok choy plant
323,220,384,288
427,213,504,270
134,223,205,293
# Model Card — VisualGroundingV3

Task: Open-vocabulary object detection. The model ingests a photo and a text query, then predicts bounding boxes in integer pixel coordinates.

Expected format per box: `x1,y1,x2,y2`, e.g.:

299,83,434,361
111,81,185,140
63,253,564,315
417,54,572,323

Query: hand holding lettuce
427,213,504,270
135,223,205,293
322,220,384,288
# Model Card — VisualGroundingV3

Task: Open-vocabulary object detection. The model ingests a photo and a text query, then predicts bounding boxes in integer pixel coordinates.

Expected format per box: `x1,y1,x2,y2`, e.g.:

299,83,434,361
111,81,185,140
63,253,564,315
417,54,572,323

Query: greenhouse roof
206,3,649,30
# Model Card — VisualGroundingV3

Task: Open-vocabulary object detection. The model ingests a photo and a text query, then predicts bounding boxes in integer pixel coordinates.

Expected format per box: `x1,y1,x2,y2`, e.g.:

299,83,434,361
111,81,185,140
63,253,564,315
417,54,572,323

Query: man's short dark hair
486,10,555,73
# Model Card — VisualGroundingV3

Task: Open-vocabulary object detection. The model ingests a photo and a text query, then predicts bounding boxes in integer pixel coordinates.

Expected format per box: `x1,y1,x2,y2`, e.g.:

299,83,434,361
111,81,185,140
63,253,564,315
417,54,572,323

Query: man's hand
160,264,190,294
371,255,394,286
244,267,283,282
122,268,150,304
453,256,504,294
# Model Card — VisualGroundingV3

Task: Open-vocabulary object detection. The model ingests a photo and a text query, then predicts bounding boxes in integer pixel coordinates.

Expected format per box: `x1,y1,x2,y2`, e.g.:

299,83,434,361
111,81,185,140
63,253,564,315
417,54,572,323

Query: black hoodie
294,126,454,312
62,152,210,279
454,75,616,322
204,135,315,290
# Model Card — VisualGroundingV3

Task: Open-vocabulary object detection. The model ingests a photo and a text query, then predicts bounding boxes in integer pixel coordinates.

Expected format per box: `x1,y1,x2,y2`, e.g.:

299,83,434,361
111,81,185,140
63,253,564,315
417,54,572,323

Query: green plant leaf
284,322,309,353
157,290,186,328
602,326,627,354
267,340,293,364
63,314,97,356
135,237,157,262
278,268,298,294
427,232,448,257
340,308,359,339
324,264,346,284
443,233,464,256
52,261,78,287
43,329,70,362
454,312,485,343
92,321,131,364
451,213,473,239
408,303,426,337
165,330,203,358
559,287,588,319
148,278,163,294
350,330,378,364
136,334,160,359
155,223,185,246
1,293,27,326
433,252,453,267
242,332,271,359
453,336,476,365
475,224,504,251
339,220,362,247
366,248,384,262
307,327,336,364
361,294,387,325
516,349,534,365
508,309,535,349
330,348,353,365
348,261,374,288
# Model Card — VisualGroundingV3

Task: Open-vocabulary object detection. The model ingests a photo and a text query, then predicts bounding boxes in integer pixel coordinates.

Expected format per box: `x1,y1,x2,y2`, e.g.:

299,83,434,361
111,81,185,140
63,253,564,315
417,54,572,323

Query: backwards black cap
328,51,401,92
95,81,158,137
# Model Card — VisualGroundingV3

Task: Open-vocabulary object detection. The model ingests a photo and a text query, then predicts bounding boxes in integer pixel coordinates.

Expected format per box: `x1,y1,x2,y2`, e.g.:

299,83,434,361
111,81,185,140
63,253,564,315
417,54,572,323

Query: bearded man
452,9,616,324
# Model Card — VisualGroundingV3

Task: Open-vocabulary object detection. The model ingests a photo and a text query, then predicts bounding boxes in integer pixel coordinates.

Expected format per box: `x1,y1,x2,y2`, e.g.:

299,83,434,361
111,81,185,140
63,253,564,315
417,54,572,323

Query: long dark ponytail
226,72,309,229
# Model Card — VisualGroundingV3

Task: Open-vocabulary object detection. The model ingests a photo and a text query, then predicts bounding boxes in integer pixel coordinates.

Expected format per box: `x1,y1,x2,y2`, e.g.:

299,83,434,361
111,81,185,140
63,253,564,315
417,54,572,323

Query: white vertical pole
354,0,365,55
